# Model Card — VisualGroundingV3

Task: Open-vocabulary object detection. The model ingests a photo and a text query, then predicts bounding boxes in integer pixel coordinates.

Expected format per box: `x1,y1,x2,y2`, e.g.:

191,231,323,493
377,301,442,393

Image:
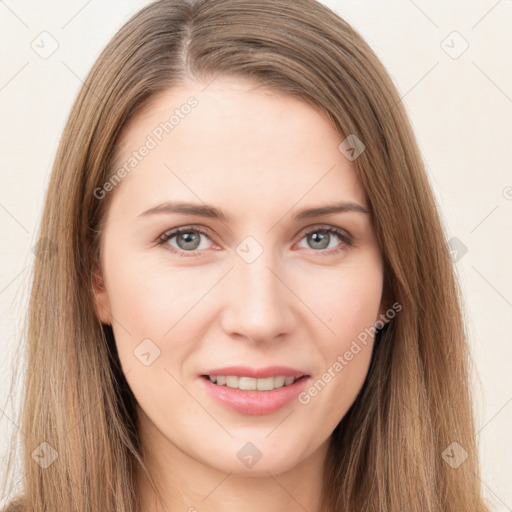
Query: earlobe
92,267,112,325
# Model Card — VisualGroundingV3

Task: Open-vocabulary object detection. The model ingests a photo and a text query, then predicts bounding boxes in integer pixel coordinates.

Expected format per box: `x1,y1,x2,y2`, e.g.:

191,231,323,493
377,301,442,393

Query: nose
219,245,297,344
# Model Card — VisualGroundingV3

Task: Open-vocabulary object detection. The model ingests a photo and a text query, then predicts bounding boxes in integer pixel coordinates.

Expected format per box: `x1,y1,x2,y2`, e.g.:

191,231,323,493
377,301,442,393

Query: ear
92,265,112,325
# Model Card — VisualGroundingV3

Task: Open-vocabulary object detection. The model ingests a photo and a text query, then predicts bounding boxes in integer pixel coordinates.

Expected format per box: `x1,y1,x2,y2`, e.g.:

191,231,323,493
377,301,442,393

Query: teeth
257,377,275,391
238,377,257,390
207,375,300,390
226,376,238,388
274,376,285,388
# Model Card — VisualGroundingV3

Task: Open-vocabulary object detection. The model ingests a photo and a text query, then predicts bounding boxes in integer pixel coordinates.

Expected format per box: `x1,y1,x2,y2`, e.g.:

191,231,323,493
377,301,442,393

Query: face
93,76,387,477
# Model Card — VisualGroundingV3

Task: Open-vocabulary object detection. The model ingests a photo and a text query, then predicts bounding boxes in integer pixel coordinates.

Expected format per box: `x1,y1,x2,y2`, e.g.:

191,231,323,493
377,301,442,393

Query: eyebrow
138,200,370,222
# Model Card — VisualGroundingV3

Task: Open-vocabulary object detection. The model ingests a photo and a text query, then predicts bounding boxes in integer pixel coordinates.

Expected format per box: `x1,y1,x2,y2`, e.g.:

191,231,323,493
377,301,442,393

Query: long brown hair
2,0,492,510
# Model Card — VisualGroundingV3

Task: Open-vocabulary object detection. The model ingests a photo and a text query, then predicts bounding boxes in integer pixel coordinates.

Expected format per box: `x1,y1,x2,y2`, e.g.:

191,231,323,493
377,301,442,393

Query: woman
2,0,491,510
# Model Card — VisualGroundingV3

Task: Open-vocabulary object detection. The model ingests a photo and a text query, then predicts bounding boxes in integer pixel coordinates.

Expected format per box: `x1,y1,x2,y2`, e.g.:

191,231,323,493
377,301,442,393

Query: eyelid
295,223,352,240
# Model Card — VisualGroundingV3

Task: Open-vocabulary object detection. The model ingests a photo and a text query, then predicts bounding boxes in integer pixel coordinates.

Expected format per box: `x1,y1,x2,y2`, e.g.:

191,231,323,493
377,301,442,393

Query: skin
93,76,388,512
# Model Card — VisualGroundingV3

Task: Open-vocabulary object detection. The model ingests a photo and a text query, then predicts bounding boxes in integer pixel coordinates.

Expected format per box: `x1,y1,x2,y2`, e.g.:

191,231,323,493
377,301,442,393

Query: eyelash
156,224,353,258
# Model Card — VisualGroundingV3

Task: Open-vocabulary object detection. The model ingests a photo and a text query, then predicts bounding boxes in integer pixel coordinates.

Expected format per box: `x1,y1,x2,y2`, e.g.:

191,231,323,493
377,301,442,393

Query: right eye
156,226,216,257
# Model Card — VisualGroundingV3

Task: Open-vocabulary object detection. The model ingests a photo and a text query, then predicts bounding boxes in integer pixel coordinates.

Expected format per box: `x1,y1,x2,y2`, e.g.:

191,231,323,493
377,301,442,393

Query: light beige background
1,0,511,509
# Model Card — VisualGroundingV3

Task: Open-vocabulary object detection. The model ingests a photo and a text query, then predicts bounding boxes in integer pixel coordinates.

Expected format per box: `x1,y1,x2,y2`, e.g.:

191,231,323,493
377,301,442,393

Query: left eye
297,227,352,254
157,225,353,257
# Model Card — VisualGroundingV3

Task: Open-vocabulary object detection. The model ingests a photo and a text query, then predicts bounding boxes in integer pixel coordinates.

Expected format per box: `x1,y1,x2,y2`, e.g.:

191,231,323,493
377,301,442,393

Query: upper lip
201,365,310,379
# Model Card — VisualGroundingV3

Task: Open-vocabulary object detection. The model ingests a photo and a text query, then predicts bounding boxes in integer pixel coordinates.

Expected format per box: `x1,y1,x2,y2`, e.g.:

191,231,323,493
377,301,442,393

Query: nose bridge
220,236,295,342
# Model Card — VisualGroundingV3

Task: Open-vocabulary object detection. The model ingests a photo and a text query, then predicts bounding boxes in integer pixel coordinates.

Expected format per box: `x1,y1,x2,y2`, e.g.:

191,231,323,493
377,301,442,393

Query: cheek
312,257,383,343
300,259,382,413
102,244,220,384
103,254,198,412
104,246,198,333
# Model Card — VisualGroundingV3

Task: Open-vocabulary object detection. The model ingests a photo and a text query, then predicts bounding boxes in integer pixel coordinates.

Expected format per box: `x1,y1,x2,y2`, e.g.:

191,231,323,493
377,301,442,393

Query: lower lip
199,376,310,415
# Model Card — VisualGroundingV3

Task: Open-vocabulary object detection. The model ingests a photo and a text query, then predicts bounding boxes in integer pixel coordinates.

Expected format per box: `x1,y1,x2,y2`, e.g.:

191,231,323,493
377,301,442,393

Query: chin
200,435,315,477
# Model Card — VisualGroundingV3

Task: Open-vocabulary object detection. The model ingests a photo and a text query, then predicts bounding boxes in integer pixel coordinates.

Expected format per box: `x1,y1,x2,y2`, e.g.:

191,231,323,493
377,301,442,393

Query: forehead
108,77,368,217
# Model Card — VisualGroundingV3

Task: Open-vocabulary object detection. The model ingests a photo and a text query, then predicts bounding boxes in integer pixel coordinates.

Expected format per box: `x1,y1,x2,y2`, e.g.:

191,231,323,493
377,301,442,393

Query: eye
296,225,353,256
157,226,214,256
156,224,353,257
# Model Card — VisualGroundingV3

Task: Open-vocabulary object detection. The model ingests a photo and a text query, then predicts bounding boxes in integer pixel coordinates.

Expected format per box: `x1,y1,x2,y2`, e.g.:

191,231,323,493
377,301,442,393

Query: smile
205,375,302,391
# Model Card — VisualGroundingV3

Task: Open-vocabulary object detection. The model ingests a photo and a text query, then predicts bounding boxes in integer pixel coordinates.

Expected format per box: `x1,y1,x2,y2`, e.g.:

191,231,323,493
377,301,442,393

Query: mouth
201,374,308,391
199,373,311,415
